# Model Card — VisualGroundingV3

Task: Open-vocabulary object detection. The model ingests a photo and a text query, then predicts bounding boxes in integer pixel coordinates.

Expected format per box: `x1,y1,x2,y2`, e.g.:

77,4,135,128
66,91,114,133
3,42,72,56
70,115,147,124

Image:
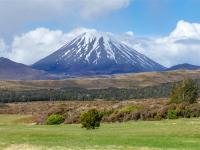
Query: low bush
167,110,178,119
154,112,163,120
182,109,192,118
80,109,103,129
186,104,200,117
46,114,65,125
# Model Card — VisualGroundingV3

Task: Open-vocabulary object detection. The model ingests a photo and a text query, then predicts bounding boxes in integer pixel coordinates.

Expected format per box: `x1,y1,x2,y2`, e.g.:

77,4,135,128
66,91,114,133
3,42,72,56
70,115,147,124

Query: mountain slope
0,57,61,80
32,30,165,75
166,63,200,71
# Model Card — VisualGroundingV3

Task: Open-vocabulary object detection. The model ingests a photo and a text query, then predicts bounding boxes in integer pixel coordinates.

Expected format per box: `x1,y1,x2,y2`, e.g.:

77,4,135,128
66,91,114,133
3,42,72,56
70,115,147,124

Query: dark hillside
0,79,199,103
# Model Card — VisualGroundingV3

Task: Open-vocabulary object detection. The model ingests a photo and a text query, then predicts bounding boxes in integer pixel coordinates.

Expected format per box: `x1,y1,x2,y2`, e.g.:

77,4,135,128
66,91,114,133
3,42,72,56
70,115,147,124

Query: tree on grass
80,109,103,129
170,78,198,104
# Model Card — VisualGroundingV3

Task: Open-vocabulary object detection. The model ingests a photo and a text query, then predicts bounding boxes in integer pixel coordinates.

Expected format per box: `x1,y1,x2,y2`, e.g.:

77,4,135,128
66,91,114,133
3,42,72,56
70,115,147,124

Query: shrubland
0,78,199,126
0,79,199,103
0,99,200,125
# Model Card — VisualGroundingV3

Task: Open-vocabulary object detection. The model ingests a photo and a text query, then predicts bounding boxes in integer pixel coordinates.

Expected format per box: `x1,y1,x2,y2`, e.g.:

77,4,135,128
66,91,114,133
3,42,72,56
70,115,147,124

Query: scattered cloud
80,0,131,19
122,20,200,67
0,0,131,38
9,28,67,65
0,39,8,57
124,31,134,37
169,20,200,40
8,27,95,65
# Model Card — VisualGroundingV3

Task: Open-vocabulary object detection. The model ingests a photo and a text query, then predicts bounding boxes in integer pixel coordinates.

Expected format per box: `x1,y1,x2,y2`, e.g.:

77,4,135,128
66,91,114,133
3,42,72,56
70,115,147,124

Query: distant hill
166,63,200,71
0,57,63,80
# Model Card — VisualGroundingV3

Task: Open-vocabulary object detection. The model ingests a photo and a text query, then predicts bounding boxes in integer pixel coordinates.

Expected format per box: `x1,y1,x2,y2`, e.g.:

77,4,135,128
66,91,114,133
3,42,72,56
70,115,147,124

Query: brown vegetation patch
0,70,200,91
1,98,200,125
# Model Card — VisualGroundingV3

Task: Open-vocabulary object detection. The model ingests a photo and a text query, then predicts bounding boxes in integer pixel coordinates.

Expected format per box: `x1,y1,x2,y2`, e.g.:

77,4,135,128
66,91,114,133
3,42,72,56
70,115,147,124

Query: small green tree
80,109,103,129
170,78,198,104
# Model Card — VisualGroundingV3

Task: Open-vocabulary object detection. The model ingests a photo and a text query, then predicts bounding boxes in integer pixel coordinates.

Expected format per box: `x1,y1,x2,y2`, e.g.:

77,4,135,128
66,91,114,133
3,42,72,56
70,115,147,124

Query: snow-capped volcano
32,29,165,75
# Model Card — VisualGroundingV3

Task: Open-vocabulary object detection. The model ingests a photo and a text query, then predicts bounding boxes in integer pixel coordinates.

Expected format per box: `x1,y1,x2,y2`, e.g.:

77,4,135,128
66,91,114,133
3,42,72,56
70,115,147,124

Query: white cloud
0,39,8,58
1,0,131,19
8,27,95,65
0,39,6,51
2,20,200,67
80,0,131,19
125,31,134,37
0,0,131,38
169,20,200,40
9,28,66,64
122,20,200,67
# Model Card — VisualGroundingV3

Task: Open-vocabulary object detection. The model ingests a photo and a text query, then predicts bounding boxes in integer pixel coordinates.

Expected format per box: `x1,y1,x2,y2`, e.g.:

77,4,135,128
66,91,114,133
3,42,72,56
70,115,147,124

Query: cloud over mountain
8,28,98,65
0,39,8,57
122,20,200,67
1,20,200,67
9,28,69,65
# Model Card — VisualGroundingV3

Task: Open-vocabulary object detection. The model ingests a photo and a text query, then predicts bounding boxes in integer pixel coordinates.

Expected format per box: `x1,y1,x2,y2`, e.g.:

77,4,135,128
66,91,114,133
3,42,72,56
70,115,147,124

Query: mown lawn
0,115,200,150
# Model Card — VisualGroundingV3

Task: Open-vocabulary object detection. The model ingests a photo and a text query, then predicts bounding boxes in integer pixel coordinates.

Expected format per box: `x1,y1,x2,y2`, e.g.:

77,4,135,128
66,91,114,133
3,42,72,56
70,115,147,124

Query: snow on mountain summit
33,29,165,75
60,30,116,63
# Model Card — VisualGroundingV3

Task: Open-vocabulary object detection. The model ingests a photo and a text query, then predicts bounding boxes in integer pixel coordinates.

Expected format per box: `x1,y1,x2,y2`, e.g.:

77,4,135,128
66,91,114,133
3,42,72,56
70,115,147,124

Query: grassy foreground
0,115,200,150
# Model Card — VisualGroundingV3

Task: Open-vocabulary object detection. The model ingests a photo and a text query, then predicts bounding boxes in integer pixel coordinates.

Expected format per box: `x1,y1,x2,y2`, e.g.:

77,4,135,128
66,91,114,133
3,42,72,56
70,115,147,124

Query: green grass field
0,115,200,150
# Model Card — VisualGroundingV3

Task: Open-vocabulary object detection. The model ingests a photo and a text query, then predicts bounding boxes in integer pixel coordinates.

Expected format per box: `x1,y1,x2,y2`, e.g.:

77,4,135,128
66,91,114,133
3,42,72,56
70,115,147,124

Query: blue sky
0,0,200,66
2,0,200,38
26,0,200,37
123,0,200,36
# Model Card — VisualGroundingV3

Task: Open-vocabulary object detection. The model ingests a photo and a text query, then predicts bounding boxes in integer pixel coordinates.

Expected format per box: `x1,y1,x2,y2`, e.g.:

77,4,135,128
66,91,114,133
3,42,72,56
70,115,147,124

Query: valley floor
0,115,200,150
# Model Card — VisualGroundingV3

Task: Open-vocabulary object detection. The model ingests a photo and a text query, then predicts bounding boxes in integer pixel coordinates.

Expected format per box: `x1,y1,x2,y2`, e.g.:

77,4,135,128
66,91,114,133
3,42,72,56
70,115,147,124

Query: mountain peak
0,57,23,65
0,57,62,80
33,30,165,75
71,27,112,36
80,29,113,39
0,57,10,61
67,30,118,63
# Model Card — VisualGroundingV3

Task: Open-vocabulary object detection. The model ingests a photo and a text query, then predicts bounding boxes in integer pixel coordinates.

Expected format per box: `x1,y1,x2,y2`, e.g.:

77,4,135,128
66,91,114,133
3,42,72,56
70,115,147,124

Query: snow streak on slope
33,29,165,75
